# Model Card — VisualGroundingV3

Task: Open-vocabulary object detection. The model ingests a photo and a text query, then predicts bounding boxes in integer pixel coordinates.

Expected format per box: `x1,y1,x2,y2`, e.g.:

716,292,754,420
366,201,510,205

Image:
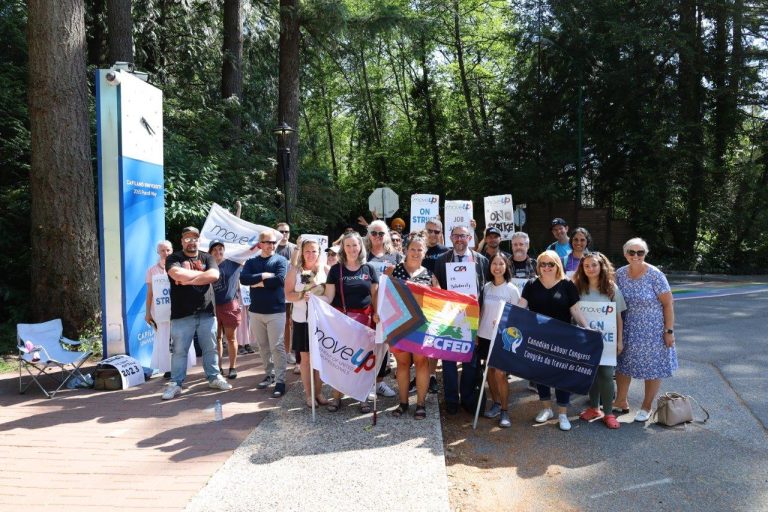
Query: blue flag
489,304,603,395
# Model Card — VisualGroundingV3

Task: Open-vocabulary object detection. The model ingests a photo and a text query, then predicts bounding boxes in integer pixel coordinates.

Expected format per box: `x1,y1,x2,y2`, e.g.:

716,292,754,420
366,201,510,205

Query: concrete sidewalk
186,378,449,512
0,355,450,512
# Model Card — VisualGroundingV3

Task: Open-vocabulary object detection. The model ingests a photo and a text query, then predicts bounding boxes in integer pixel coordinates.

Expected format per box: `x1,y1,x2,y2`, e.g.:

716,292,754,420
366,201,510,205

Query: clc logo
453,265,467,272
501,327,523,353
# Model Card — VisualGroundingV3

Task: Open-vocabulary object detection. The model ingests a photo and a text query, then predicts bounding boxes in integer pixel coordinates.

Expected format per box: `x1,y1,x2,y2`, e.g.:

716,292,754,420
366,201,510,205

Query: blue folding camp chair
16,319,93,398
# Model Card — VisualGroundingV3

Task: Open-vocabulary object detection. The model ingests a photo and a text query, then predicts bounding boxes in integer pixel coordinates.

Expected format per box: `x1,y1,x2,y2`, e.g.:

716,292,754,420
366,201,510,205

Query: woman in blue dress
614,238,677,423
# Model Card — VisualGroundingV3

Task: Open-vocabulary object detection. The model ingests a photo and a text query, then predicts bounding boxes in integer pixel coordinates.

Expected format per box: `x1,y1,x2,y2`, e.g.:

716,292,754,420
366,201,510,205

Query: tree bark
221,0,243,131
277,0,300,211
678,0,705,255
28,0,100,335
106,0,133,64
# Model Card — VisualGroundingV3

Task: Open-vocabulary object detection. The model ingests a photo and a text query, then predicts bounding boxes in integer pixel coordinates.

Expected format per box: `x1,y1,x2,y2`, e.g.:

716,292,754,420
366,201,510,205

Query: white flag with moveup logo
199,203,276,263
307,296,385,402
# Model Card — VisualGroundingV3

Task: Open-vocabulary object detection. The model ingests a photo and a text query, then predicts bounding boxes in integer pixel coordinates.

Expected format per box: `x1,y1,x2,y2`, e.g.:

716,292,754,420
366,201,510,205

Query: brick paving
0,353,294,511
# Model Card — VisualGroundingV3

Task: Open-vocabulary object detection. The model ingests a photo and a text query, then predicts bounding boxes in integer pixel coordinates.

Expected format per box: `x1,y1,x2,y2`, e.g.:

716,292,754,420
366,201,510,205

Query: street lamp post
273,121,295,224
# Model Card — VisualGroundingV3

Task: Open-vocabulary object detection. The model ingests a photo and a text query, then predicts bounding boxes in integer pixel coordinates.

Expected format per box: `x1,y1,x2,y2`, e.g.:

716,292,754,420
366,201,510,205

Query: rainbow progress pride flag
377,275,479,362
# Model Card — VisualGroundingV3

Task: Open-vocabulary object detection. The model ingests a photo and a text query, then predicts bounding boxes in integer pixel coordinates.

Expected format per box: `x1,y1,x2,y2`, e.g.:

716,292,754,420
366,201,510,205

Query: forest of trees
0,0,766,338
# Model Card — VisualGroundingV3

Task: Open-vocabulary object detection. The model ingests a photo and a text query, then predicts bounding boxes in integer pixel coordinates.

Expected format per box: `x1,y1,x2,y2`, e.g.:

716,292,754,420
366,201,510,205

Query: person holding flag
479,253,521,428
321,231,380,413
517,250,590,431
572,252,626,429
389,232,438,420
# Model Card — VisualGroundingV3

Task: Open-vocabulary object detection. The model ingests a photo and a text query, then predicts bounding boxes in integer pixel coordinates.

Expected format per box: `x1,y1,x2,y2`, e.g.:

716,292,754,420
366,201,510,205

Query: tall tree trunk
420,37,443,196
452,0,482,143
320,83,338,182
106,0,133,64
277,0,300,211
358,44,388,183
28,0,100,335
678,0,705,255
221,0,243,131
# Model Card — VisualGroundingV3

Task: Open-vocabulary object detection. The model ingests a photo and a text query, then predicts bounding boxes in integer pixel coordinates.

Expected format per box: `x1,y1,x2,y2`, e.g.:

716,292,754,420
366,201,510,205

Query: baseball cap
181,226,200,237
485,226,502,237
551,218,567,227
209,239,224,251
325,246,340,255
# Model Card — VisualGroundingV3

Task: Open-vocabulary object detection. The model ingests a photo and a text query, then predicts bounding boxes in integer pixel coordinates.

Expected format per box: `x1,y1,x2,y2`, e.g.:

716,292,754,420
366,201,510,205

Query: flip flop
315,395,329,406
327,398,341,413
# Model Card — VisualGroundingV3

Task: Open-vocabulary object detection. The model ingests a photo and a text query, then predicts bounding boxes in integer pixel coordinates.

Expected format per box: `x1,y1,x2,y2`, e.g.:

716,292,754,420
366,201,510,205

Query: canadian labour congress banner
489,304,603,395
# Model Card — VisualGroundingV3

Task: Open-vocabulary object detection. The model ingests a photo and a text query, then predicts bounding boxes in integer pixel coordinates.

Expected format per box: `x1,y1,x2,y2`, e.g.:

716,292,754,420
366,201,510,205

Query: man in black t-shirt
161,226,232,400
423,218,449,273
510,231,537,279
479,226,511,261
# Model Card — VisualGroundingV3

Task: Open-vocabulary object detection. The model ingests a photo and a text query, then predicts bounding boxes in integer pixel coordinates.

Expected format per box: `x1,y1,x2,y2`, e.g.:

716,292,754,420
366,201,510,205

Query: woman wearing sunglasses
614,238,677,423
572,252,627,428
518,250,590,431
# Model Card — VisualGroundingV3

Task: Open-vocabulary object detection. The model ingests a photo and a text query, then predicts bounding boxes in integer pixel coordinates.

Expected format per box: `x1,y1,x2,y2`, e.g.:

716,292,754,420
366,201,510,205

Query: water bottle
214,399,223,421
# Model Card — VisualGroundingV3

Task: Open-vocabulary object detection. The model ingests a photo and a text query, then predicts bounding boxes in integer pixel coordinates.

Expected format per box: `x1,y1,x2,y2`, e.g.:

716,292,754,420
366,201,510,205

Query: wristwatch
665,328,674,334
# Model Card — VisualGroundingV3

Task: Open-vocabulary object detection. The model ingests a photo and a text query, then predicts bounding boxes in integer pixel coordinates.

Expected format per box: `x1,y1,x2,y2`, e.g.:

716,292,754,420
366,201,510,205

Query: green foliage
0,0,31,344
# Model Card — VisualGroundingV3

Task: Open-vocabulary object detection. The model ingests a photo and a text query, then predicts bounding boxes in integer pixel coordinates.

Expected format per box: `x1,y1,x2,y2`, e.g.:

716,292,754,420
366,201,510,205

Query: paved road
444,280,768,512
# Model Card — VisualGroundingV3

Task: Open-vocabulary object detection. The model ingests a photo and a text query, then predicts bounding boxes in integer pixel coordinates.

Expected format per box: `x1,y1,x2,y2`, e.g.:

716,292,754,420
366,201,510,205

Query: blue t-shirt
212,259,242,304
547,240,572,259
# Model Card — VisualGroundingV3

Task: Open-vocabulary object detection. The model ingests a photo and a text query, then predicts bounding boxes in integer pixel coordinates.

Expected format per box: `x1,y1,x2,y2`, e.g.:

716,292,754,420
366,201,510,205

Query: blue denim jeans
170,312,219,386
536,384,571,407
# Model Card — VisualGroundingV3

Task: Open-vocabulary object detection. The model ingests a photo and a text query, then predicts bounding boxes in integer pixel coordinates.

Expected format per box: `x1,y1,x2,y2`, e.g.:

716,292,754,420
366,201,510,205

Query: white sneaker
376,381,397,397
535,408,554,423
634,409,651,422
558,413,572,431
162,383,181,400
208,375,233,391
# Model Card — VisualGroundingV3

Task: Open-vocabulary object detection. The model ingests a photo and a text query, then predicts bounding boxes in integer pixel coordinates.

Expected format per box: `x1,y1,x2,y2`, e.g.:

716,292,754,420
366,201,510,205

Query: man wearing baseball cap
547,218,572,259
161,226,232,400
479,226,510,262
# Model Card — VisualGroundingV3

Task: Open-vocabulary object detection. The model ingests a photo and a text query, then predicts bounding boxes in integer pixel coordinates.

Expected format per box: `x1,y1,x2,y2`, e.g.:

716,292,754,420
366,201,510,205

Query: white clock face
119,71,163,166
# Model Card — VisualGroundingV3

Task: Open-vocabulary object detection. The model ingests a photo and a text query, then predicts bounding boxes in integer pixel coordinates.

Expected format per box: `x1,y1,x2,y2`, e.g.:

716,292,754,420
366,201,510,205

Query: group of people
147,214,678,432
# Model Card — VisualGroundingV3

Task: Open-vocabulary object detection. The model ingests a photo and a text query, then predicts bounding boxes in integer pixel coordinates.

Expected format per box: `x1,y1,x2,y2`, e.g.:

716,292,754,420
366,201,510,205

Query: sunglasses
426,229,441,235
538,261,556,268
278,230,290,234
391,237,401,242
370,231,386,237
452,234,469,240
260,240,277,245
182,237,198,243
627,249,646,257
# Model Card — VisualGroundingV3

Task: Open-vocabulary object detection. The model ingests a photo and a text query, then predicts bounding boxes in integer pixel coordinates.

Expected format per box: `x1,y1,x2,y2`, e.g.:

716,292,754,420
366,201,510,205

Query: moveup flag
307,295,385,402
489,304,603,395
377,275,479,363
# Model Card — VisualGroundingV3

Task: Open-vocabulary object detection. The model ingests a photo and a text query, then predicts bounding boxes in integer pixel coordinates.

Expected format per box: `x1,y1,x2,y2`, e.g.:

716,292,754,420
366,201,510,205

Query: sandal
603,414,620,429
359,400,372,414
306,399,317,408
414,404,427,420
315,395,329,406
327,398,341,413
392,403,409,417
227,368,237,379
579,407,603,421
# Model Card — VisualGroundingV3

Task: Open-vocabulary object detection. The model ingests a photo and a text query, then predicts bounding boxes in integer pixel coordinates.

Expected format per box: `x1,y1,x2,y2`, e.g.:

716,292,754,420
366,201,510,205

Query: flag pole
473,301,505,429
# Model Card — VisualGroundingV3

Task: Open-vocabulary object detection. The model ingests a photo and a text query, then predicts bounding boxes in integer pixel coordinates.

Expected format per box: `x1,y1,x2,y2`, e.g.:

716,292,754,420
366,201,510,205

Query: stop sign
368,187,399,218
